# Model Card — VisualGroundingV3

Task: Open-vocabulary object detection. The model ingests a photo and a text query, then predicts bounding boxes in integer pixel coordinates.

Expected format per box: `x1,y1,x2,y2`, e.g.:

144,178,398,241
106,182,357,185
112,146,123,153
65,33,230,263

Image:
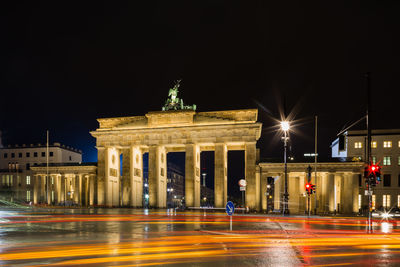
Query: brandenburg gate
91,109,262,209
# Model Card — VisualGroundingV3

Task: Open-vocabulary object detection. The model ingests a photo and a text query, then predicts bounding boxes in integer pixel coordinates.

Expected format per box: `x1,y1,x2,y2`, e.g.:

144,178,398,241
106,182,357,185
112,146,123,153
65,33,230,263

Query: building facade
332,129,400,211
0,143,82,204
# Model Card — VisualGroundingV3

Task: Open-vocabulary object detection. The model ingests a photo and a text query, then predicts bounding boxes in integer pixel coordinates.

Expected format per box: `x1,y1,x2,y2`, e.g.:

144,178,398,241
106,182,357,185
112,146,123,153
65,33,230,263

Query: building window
354,142,362,149
372,195,376,210
383,156,391,166
26,152,30,157
358,174,362,187
26,190,31,201
34,152,38,157
26,163,30,170
383,195,391,209
4,153,7,158
11,153,15,158
18,153,22,158
26,176,31,185
51,176,54,185
384,174,391,187
371,141,377,148
398,140,400,148
372,156,377,165
69,156,72,161
41,152,45,157
50,152,53,157
398,174,400,187
383,141,392,148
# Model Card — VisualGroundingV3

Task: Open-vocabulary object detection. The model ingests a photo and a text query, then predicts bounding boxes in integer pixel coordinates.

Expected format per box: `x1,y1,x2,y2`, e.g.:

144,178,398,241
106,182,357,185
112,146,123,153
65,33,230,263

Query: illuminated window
371,141,377,148
372,156,377,165
398,195,400,207
51,191,54,202
26,176,30,185
383,156,391,166
372,195,376,210
383,195,391,209
383,141,392,148
398,140,400,148
358,194,362,209
354,142,362,149
51,176,54,185
26,190,31,201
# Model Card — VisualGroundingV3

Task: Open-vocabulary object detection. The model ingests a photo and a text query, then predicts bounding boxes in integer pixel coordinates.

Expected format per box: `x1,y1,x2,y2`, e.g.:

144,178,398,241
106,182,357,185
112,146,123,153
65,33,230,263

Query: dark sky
1,1,400,163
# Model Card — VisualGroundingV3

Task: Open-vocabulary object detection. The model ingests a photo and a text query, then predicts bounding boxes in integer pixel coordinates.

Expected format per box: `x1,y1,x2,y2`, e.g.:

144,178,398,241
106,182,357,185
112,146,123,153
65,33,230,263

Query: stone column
89,174,95,206
40,175,46,203
148,145,167,208
33,175,39,204
60,174,65,203
316,173,323,213
352,173,359,213
131,146,143,207
341,173,358,214
121,148,131,206
288,174,300,214
245,142,258,210
74,175,79,204
53,174,59,204
97,147,106,205
327,173,335,212
274,174,282,210
298,173,306,213
104,147,120,207
185,144,201,207
214,143,227,208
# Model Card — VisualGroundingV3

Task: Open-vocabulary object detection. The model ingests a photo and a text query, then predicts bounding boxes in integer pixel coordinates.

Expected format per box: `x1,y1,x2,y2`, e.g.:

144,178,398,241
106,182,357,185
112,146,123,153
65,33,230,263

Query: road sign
226,201,235,216
240,186,246,191
238,179,246,187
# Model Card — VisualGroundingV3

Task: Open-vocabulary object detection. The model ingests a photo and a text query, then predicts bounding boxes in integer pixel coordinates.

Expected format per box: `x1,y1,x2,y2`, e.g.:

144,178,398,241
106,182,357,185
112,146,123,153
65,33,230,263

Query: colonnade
96,142,258,209
33,173,96,206
259,162,363,214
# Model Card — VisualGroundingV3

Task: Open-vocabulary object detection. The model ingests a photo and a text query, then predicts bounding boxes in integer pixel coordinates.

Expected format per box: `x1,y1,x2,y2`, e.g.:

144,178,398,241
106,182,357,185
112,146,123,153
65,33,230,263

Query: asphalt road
0,207,400,266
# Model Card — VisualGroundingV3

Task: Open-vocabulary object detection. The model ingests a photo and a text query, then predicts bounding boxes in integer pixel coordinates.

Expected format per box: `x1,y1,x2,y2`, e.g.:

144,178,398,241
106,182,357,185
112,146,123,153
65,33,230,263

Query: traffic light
365,163,382,187
305,183,311,194
310,184,316,194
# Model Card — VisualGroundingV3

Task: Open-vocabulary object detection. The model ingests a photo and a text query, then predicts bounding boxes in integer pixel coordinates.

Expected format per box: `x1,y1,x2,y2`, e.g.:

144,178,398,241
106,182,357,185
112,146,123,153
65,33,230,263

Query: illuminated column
121,148,131,206
352,173,360,213
148,145,167,208
33,174,39,204
97,147,106,205
130,146,143,207
40,175,46,203
104,147,120,207
74,175,79,204
245,142,259,210
53,174,59,204
60,174,65,202
288,174,300,213
89,174,95,206
214,143,227,208
341,173,358,214
274,174,282,210
327,173,335,212
78,174,83,206
185,144,201,207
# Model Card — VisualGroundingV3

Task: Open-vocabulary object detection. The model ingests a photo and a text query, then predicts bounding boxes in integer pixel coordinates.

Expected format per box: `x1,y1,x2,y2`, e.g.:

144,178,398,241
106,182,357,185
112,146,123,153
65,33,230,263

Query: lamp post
281,121,290,215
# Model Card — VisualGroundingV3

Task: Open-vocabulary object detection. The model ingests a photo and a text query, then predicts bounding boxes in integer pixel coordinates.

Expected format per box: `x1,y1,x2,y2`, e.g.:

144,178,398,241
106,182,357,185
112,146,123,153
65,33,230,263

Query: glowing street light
281,120,290,215
281,121,290,132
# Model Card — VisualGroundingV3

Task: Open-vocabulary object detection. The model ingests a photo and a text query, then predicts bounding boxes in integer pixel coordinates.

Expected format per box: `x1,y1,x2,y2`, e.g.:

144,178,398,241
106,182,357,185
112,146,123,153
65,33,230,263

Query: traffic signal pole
366,72,372,232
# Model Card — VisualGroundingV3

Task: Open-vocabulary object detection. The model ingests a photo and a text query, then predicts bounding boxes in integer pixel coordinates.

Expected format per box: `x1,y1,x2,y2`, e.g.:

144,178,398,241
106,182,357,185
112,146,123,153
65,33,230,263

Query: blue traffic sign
226,201,235,216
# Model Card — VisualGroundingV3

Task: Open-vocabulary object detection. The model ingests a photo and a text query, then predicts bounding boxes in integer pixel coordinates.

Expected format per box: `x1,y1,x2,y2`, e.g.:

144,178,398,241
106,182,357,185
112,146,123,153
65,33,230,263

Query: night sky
1,1,400,166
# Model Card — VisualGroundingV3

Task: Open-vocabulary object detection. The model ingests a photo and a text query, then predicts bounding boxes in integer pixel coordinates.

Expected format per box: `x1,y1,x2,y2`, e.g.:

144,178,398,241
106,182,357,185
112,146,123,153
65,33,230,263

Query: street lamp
281,120,290,215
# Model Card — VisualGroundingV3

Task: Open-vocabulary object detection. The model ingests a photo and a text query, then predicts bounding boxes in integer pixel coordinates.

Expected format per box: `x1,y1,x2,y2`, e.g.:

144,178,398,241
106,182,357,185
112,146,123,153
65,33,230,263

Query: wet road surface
1,207,400,266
